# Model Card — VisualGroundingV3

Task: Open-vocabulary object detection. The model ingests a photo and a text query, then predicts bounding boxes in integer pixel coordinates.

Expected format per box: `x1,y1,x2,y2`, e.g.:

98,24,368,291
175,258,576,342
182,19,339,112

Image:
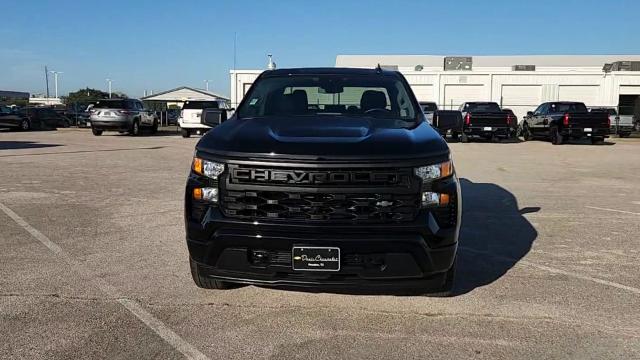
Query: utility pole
204,80,211,92
49,70,62,98
106,79,112,98
233,32,237,71
45,66,50,98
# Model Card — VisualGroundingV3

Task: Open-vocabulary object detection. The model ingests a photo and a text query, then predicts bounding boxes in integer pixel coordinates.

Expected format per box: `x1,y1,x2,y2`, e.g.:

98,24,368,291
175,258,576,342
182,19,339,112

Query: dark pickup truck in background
457,102,515,142
432,110,463,139
185,67,461,296
521,102,610,145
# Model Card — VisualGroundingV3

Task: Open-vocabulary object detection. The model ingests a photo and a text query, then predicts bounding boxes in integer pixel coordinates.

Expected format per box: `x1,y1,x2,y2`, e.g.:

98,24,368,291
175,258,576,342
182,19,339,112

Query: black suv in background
185,68,461,295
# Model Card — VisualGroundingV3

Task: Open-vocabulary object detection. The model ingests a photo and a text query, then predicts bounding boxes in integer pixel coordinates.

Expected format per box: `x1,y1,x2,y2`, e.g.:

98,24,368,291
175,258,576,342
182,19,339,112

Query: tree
63,88,128,106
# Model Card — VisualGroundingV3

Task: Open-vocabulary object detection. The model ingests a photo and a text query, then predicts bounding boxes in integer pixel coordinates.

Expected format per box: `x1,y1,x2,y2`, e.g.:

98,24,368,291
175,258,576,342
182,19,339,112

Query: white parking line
586,206,640,216
461,246,640,295
0,202,210,360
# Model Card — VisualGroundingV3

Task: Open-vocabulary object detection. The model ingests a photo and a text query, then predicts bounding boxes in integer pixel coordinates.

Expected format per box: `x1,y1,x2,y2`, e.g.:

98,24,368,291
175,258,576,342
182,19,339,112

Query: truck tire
591,136,604,144
550,127,563,145
181,128,191,138
189,258,231,290
92,128,103,136
20,119,30,131
150,119,158,134
423,259,456,297
618,133,629,138
451,131,459,141
130,120,141,136
522,124,532,141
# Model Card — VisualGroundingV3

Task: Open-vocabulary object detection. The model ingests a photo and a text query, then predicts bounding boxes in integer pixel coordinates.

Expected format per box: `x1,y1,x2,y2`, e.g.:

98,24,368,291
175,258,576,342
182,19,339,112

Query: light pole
106,78,112,98
204,80,211,92
49,70,62,98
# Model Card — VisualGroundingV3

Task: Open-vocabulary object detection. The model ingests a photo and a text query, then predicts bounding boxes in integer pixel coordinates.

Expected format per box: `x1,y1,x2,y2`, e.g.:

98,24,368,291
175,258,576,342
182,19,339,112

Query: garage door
443,85,485,110
501,85,542,119
410,84,435,102
558,85,599,106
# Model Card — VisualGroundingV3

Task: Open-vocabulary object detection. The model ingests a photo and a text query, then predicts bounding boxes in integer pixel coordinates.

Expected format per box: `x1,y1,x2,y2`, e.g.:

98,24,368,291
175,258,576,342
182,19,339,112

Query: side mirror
526,111,534,117
201,108,227,127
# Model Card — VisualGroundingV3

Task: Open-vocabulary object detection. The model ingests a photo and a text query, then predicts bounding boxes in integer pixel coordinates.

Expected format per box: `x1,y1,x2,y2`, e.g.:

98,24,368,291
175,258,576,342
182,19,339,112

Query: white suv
178,100,232,138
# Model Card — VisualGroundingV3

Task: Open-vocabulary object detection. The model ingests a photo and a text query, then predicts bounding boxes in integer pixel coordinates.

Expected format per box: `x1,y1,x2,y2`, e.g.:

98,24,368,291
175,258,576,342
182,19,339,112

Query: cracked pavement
1,128,639,359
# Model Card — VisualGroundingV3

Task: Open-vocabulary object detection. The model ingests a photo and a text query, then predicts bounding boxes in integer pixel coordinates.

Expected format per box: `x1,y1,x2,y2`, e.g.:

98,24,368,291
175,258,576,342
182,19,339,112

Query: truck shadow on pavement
454,178,539,296
0,141,62,150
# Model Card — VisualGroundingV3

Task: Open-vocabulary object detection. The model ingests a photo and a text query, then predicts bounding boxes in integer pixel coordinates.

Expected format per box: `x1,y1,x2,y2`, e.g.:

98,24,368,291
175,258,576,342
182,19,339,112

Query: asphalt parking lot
1,128,639,359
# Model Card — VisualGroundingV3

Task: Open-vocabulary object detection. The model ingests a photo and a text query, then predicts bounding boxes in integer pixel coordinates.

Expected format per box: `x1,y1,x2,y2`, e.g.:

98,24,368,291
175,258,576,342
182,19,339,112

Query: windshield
182,101,220,110
463,102,501,112
94,100,129,109
551,103,588,113
237,74,417,123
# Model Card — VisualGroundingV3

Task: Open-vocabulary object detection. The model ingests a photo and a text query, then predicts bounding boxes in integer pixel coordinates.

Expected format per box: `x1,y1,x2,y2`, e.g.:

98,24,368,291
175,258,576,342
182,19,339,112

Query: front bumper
185,176,461,291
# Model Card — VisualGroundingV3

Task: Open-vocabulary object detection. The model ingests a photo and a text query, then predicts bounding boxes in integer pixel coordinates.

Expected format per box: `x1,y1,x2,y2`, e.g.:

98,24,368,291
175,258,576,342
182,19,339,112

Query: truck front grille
221,190,419,223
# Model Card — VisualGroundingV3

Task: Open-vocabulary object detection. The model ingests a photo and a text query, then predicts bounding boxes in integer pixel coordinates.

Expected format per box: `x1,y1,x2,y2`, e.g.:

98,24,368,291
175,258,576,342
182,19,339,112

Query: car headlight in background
414,160,452,182
192,157,224,179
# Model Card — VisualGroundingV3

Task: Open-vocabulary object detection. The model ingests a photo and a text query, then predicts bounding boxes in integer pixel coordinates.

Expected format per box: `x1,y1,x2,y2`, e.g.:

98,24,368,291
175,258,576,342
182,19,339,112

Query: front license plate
292,247,340,271
584,128,592,132
483,126,492,131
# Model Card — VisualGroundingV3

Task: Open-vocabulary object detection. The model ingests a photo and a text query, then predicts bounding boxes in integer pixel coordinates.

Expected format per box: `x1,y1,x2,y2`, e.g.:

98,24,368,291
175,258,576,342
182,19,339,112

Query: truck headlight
193,187,218,202
414,161,452,182
192,157,224,179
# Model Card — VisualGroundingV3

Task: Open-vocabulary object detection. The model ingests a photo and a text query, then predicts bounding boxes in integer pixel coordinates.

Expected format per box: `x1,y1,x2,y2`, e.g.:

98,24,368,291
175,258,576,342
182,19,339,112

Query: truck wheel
20,119,31,131
426,259,456,297
92,128,103,136
130,120,141,136
522,124,532,141
591,136,604,144
150,119,158,134
451,131,459,141
181,128,191,138
618,133,629,138
460,133,469,143
550,127,563,145
189,258,231,290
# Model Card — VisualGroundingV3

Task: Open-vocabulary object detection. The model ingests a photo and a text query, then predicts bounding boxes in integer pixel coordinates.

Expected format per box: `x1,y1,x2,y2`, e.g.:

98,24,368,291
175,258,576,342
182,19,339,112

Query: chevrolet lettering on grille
231,168,410,186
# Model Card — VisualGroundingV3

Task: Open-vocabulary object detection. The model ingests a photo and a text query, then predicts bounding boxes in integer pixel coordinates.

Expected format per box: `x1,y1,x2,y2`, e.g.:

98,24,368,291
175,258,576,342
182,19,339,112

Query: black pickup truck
521,102,610,145
456,102,515,142
184,68,461,295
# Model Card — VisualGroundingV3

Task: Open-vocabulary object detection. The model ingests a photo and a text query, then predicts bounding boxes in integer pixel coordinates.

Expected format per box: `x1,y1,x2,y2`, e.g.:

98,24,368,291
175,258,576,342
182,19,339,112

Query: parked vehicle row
0,106,71,131
423,100,631,145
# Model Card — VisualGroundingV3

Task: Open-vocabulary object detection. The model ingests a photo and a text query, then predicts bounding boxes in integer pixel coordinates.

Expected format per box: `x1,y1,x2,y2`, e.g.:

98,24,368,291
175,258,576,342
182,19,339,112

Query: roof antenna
375,63,382,73
267,54,276,70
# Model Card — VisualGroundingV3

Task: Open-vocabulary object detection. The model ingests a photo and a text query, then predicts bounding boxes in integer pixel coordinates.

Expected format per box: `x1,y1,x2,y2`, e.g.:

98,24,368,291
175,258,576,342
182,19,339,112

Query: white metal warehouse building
230,55,640,119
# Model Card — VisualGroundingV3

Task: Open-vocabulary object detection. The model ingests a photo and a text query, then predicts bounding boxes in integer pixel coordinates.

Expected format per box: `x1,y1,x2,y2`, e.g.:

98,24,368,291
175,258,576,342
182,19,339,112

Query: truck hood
196,116,450,161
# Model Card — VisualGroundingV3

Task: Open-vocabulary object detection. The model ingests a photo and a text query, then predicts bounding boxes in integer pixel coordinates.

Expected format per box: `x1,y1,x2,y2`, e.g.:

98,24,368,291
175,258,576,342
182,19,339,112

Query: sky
1,0,638,98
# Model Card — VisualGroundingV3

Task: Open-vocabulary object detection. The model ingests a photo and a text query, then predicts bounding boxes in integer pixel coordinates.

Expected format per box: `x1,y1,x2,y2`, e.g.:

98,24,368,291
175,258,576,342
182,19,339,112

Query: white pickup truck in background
589,107,634,138
178,99,233,138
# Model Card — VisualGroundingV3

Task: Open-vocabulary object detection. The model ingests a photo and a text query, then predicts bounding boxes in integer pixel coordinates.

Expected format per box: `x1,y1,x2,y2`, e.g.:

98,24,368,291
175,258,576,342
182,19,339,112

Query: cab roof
262,67,399,77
